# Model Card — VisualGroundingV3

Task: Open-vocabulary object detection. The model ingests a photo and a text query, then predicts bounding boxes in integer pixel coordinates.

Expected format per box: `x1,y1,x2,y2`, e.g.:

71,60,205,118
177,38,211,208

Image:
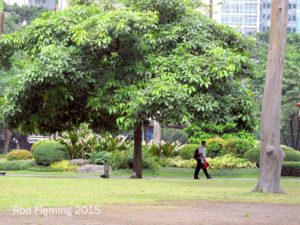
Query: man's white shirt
198,146,206,163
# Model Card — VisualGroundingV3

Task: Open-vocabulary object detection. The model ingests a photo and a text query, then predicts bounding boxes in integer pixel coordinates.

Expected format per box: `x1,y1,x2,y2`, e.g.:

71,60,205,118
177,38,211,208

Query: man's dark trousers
194,159,209,179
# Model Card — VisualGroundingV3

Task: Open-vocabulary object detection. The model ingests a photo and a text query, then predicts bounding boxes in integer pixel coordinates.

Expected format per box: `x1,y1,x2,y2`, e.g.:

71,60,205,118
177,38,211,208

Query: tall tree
253,0,288,193
0,0,255,177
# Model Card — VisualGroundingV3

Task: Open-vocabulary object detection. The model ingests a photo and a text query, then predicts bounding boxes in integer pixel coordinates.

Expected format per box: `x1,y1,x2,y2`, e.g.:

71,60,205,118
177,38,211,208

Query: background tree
253,0,288,193
252,33,300,150
0,0,255,177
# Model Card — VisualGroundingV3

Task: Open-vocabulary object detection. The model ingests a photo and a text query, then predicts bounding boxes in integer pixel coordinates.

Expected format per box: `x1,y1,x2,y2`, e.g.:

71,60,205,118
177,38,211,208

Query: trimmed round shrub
224,138,251,157
244,146,260,166
31,139,53,152
33,141,69,166
206,137,225,158
284,150,300,162
7,150,33,161
180,144,199,160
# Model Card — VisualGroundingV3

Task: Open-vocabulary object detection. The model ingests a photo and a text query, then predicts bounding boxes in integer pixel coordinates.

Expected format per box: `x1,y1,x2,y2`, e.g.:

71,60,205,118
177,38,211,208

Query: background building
207,0,260,36
4,0,68,11
260,0,300,33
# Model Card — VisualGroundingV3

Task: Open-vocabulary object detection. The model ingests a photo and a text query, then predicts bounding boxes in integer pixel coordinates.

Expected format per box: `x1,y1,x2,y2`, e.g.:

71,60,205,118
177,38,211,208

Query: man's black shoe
194,177,200,180
207,176,213,179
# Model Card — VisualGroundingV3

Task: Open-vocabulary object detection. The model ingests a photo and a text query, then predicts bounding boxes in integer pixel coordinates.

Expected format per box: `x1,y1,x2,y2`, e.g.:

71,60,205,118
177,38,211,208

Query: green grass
5,167,259,178
113,167,259,178
0,177,299,211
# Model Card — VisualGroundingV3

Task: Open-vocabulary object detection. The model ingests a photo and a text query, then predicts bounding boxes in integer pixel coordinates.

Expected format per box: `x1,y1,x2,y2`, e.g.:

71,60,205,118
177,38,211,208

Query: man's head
201,141,206,147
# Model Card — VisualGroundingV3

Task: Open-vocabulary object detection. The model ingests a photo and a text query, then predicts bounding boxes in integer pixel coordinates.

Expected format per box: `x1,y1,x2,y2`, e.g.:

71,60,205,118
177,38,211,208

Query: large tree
0,0,255,177
253,0,288,193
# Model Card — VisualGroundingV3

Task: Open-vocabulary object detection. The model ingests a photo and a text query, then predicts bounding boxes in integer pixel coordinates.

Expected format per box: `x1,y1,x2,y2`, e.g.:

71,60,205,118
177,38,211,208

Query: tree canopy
251,32,300,148
0,0,255,135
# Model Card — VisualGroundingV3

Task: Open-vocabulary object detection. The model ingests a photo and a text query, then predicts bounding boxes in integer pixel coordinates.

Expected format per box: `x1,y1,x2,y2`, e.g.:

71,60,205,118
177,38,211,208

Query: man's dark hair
201,141,206,145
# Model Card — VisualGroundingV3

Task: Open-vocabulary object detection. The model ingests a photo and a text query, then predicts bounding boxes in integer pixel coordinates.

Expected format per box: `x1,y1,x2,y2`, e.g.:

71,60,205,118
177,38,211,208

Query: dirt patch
1,201,299,225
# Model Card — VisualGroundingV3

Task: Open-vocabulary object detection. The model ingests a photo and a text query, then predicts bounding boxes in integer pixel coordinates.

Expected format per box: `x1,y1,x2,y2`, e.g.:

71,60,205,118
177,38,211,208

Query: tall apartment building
261,0,300,32
207,0,260,36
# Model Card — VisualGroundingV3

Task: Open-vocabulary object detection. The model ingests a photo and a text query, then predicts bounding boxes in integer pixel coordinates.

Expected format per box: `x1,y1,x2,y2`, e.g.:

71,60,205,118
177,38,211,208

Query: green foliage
244,146,260,166
206,137,225,158
251,32,300,148
208,154,256,169
85,151,111,165
223,138,252,157
282,161,300,176
33,141,68,166
179,144,198,160
244,144,300,167
7,149,33,161
145,141,183,157
1,1,255,137
110,149,159,170
50,160,77,171
161,127,188,143
159,156,196,168
0,160,36,170
59,124,101,159
31,139,54,152
97,134,133,152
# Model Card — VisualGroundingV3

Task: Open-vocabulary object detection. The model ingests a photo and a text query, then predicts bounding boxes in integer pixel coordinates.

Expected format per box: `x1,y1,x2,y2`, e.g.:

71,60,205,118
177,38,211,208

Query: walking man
194,141,212,179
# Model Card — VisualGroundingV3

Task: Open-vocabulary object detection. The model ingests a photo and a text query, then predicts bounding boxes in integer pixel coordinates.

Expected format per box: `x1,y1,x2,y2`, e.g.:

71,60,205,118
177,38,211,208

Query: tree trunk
209,0,213,19
3,129,12,154
132,124,142,178
296,119,300,150
0,12,4,36
289,114,295,148
253,0,288,193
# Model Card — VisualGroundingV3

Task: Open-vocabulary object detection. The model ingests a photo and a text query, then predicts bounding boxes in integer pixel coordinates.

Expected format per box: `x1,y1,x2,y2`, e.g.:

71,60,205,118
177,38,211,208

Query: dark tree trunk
296,119,300,150
253,0,288,193
290,114,295,148
3,129,12,154
132,124,142,178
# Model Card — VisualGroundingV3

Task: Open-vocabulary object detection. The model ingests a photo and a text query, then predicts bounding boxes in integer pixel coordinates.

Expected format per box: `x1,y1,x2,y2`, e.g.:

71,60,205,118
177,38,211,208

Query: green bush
224,138,251,157
179,144,199,160
206,137,225,158
33,141,69,166
0,160,36,170
85,151,112,165
7,150,33,161
50,160,77,171
31,139,52,152
244,145,300,167
284,150,300,162
208,154,256,169
244,146,260,166
282,161,300,176
59,124,101,159
159,156,196,168
161,128,188,143
146,141,183,157
110,149,159,170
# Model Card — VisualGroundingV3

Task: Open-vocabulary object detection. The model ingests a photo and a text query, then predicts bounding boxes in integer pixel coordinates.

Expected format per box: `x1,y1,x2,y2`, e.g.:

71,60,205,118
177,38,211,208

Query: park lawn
4,167,259,178
0,177,299,211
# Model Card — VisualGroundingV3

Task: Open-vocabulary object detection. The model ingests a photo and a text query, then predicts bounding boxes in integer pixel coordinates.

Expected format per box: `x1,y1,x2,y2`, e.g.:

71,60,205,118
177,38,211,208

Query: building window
244,16,257,26
244,29,257,36
244,3,257,14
